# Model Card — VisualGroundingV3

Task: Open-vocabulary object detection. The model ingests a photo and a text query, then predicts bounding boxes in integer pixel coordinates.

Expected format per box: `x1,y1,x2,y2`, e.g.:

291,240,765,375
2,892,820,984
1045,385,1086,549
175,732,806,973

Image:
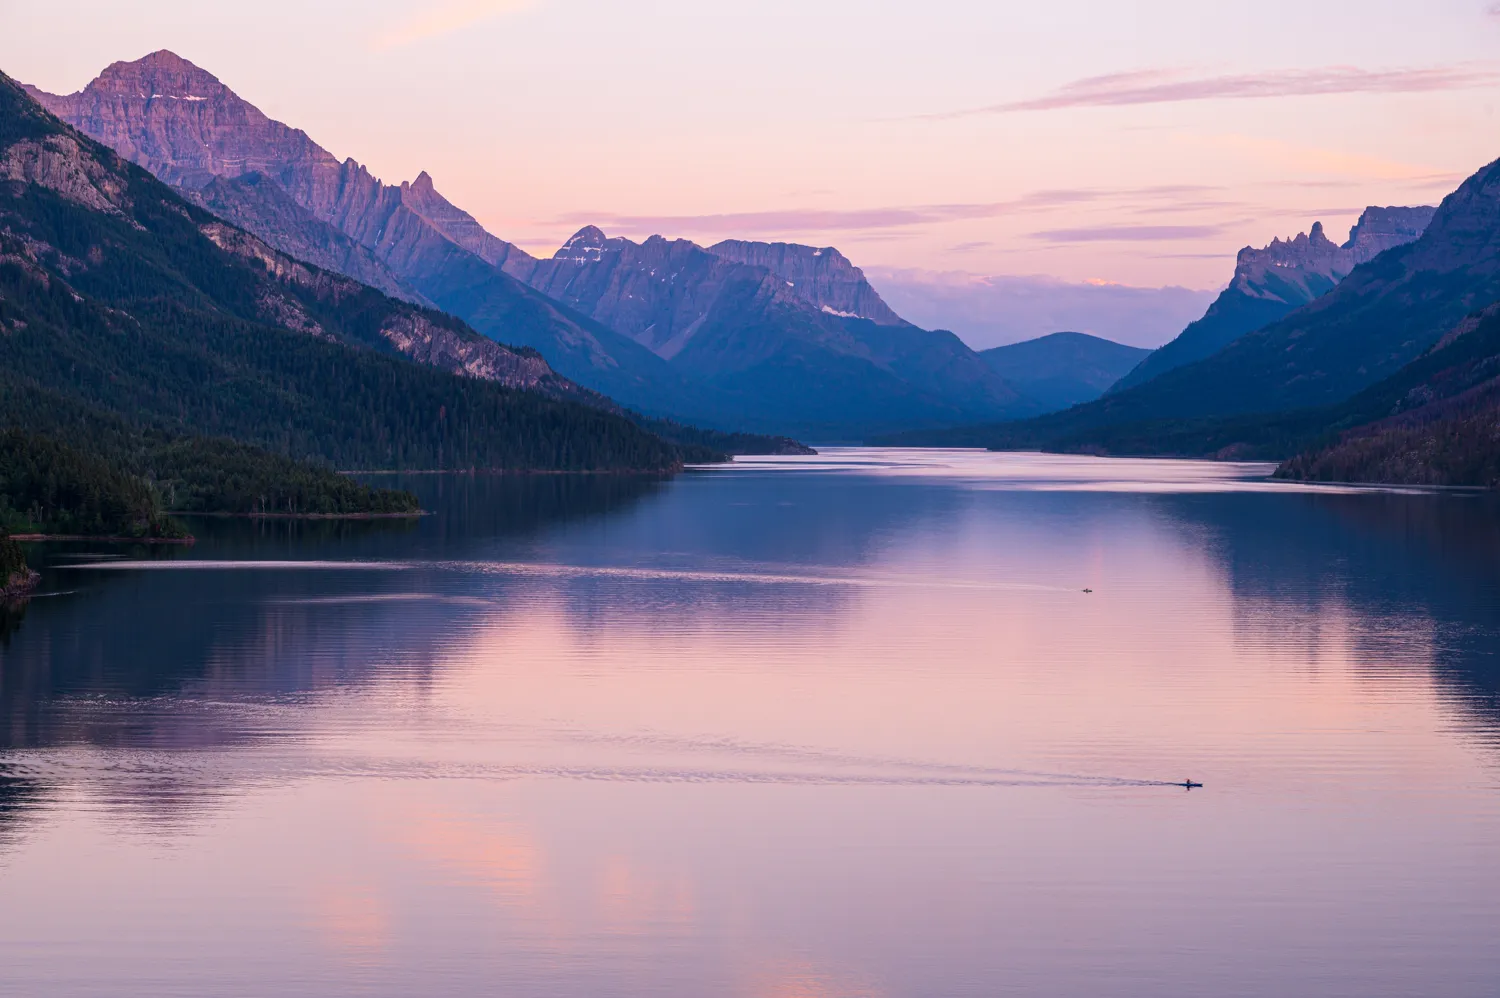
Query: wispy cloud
1029,224,1228,243
372,0,537,50
555,185,1223,237
926,63,1500,118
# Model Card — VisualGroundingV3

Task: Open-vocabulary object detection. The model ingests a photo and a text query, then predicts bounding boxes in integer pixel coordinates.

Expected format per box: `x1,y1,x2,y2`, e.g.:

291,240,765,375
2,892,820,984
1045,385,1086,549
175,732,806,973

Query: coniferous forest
0,73,727,537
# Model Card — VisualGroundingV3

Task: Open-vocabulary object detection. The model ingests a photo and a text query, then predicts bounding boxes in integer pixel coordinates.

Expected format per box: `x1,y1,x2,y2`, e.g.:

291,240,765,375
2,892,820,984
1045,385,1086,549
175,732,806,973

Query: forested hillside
0,71,717,475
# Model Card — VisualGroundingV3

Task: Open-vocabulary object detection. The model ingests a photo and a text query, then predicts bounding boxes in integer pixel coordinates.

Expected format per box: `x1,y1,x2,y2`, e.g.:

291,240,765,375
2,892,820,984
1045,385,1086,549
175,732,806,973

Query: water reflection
0,453,1498,997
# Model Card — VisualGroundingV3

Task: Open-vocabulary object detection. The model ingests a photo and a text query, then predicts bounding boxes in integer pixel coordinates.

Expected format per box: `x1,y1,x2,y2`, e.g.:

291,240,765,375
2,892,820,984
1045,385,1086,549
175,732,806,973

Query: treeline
147,437,420,516
0,429,419,536
0,430,182,537
632,415,817,457
1277,388,1500,488
0,241,707,472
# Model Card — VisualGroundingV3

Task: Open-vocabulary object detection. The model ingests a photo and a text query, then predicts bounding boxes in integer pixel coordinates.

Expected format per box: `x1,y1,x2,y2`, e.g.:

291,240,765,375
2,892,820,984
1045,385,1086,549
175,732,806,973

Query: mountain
30,52,1034,439
1111,207,1435,393
891,162,1500,455
705,240,906,325
191,171,425,304
24,50,698,416
509,225,1027,437
978,333,1149,412
0,69,707,473
1098,169,1500,422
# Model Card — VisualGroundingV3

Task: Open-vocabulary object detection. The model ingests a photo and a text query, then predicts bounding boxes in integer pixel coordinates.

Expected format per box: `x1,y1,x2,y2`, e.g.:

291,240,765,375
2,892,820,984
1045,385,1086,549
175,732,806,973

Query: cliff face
524,226,805,360
707,239,905,325
1112,207,1435,393
193,172,424,304
24,52,337,190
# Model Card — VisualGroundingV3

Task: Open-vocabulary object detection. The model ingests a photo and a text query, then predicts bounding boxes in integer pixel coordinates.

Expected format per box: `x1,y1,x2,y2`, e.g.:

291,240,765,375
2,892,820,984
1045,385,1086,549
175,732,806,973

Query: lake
1,449,1498,997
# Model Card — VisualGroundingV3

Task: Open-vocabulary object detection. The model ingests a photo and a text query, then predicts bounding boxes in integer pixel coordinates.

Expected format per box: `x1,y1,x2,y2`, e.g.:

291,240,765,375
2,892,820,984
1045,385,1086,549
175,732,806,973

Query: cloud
372,0,536,50
1029,224,1228,243
927,63,1500,118
554,185,1224,237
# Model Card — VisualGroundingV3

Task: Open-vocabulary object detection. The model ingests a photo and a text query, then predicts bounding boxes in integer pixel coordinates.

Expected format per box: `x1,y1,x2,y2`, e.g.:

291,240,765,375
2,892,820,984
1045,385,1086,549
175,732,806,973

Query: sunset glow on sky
6,0,1500,289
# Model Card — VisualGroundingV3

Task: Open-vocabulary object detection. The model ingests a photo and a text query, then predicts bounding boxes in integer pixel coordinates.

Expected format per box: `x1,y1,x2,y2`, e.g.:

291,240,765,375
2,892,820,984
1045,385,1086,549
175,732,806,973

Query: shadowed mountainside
1111,208,1434,394
979,332,1148,412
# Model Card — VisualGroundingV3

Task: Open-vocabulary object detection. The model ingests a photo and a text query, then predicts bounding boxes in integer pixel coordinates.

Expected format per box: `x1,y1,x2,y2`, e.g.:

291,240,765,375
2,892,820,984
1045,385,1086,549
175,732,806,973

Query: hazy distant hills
862,268,1216,352
1111,207,1434,393
0,70,705,472
27,50,1057,439
980,333,1149,412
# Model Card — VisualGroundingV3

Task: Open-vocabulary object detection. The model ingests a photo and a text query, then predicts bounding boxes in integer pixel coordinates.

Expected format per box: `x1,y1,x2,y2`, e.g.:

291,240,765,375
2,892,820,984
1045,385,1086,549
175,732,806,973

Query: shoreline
175,511,427,520
9,534,196,545
340,467,685,476
2,569,42,601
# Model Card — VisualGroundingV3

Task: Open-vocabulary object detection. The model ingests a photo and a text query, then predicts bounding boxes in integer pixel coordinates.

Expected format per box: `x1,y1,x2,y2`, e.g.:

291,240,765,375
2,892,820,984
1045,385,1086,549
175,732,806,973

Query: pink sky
4,0,1498,289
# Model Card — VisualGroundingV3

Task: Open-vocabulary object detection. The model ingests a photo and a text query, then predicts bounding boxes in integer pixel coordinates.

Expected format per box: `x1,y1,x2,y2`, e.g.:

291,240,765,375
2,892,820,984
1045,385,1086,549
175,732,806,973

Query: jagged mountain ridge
0,70,701,471
25,50,695,416
1111,207,1434,393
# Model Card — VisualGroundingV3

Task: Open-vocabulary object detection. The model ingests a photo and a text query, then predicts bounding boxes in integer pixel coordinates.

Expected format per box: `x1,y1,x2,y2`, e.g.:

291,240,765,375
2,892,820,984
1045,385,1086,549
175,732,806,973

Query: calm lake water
2,449,1498,997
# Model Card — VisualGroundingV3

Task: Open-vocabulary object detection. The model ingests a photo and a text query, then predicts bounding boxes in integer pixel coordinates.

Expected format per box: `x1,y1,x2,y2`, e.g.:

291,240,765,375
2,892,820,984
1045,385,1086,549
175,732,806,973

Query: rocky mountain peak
86,50,228,103
1344,205,1437,263
707,238,906,325
554,225,613,263
1228,206,1432,304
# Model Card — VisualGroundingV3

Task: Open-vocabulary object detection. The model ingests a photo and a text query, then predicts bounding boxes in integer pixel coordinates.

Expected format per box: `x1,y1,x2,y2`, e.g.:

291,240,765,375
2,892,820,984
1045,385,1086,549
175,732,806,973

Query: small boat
1082,588,1093,593
1176,780,1202,789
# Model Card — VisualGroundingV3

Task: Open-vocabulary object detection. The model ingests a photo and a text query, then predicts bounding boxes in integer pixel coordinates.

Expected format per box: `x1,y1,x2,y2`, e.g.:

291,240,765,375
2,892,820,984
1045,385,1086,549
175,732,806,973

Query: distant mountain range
878,154,1500,484
25,50,1057,439
1111,207,1434,393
